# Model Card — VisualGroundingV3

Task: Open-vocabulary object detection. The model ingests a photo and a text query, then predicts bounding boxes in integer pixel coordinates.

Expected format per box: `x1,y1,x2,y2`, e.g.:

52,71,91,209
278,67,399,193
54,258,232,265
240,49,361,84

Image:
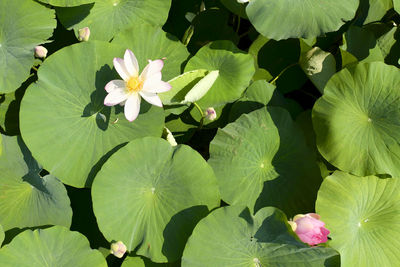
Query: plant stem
269,63,298,84
239,30,251,38
299,89,318,100
193,102,204,117
236,16,241,33
193,102,205,130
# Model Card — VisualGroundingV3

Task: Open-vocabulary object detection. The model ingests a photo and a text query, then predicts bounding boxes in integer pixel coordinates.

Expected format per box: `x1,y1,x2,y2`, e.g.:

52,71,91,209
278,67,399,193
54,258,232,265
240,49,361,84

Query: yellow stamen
126,76,143,93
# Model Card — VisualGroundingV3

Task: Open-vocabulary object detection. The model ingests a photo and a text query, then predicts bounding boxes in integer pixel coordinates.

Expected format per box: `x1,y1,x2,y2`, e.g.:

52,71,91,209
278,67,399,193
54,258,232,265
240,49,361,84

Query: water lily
104,49,171,121
288,213,330,246
110,241,127,258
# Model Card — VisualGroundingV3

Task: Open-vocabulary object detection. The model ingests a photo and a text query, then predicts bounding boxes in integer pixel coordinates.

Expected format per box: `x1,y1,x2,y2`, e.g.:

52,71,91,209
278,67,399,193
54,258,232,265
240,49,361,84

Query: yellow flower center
126,76,143,93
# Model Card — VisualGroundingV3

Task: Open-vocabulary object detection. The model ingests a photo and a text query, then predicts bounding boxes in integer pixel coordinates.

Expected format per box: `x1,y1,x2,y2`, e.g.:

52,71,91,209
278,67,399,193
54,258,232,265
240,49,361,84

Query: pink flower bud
289,213,330,246
78,27,90,42
110,241,126,258
34,46,47,58
205,107,217,121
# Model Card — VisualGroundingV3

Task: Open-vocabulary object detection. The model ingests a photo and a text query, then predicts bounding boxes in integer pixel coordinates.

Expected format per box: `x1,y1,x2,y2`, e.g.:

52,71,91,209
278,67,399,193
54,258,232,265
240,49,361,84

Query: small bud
34,46,47,58
78,27,90,42
237,0,249,3
205,107,217,121
110,241,127,258
200,1,206,11
185,12,196,23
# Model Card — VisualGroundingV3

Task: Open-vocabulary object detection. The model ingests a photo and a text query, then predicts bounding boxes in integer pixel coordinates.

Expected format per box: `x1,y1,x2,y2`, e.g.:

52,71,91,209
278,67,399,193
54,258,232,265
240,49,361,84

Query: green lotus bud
78,27,90,42
110,241,126,258
34,46,47,58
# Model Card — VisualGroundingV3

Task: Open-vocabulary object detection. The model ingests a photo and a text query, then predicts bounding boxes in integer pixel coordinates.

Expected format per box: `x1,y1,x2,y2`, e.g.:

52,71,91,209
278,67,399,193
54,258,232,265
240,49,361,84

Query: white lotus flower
104,49,171,122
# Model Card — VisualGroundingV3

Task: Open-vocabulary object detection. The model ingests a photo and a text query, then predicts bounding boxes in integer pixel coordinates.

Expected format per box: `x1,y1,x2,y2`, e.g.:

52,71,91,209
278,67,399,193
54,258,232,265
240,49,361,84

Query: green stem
239,30,251,38
32,66,39,72
269,63,298,85
182,25,194,46
299,89,318,100
193,102,205,130
236,16,241,33
193,102,204,117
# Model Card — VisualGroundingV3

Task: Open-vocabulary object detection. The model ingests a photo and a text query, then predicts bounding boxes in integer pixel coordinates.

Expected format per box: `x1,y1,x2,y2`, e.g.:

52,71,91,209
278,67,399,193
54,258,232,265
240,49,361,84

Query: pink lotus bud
205,107,217,121
78,27,90,42
110,241,126,258
289,213,330,246
34,46,47,58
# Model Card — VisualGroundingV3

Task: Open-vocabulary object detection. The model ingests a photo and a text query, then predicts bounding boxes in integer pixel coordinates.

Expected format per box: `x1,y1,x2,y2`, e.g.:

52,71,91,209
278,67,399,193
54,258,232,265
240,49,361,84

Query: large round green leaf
182,206,339,267
111,23,189,81
341,26,384,64
184,42,255,107
259,108,322,216
0,226,106,266
209,107,280,213
0,0,56,93
316,171,400,267
37,0,94,7
357,0,393,25
394,0,400,14
220,0,247,19
228,80,276,121
210,107,321,217
56,0,172,41
0,76,33,136
376,26,400,66
0,135,72,231
300,47,336,94
92,137,220,262
0,225,4,246
246,0,359,40
122,256,178,267
20,41,164,188
313,62,400,177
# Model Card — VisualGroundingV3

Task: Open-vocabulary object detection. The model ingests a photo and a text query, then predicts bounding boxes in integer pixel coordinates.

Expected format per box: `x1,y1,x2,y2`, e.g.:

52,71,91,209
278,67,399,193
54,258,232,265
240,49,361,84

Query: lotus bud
205,107,217,121
110,241,127,258
237,0,249,3
34,46,47,58
78,27,90,42
288,213,330,246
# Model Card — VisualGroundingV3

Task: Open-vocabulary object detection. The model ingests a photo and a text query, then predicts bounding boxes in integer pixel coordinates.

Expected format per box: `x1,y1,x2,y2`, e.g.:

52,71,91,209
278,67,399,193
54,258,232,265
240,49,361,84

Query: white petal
104,89,129,106
140,91,163,107
124,94,141,122
113,57,130,81
105,79,125,93
124,49,139,77
140,59,164,81
142,80,172,93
